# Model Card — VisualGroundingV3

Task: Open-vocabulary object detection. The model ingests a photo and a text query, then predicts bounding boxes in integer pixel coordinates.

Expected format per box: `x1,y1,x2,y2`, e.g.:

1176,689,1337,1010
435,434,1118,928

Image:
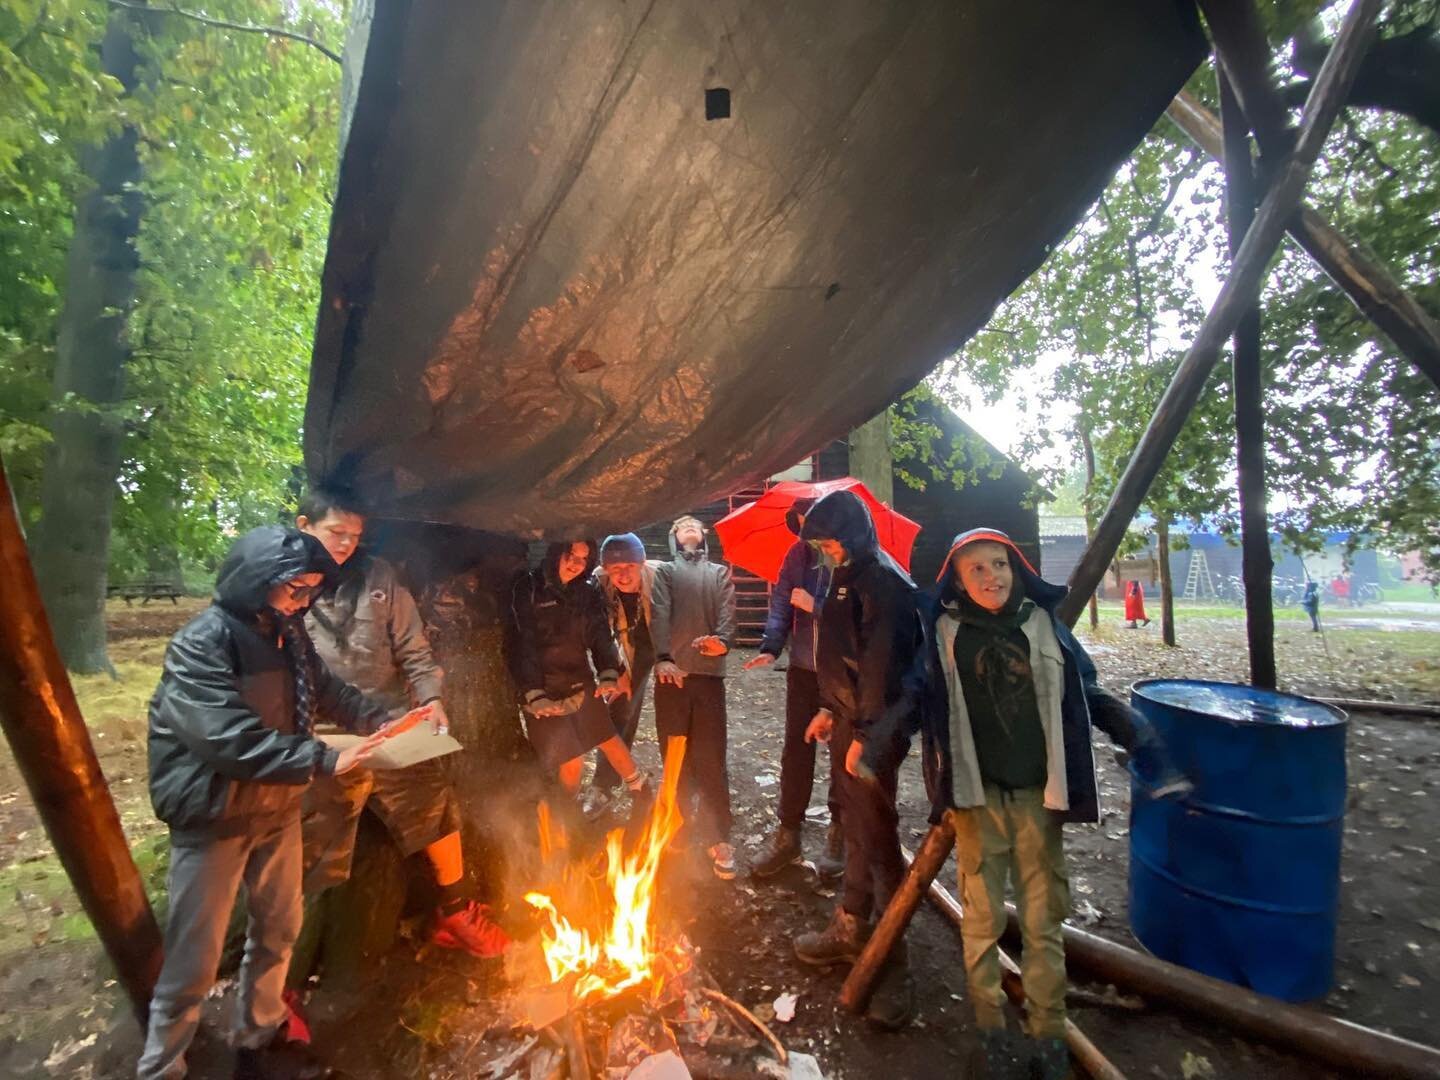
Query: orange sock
426,831,464,888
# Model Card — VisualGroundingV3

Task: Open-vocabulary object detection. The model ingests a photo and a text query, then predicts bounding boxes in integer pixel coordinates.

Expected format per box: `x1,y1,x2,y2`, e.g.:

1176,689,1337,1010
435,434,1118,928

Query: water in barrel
1128,679,1347,1001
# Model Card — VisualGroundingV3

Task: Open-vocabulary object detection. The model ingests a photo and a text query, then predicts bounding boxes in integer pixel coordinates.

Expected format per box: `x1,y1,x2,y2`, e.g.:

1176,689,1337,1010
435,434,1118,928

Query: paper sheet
321,724,462,770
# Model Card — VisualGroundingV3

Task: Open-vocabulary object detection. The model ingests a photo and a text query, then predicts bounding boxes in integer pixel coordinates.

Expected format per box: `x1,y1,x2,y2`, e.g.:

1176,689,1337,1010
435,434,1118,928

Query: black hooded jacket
147,526,389,837
508,541,622,704
800,491,922,741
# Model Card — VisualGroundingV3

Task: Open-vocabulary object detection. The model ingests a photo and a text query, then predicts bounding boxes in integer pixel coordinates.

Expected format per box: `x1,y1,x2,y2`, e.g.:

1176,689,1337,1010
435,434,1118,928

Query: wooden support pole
1001,905,1440,1079
1166,90,1440,391
1220,72,1278,689
1057,0,1382,628
0,451,162,1024
906,845,1128,1080
1196,0,1297,156
840,817,955,1011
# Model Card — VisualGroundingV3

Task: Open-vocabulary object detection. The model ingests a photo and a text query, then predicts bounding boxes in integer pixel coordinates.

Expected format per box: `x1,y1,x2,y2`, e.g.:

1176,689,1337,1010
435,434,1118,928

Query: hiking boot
1030,1036,1070,1080
433,900,510,958
234,1038,332,1080
978,1028,1025,1080
793,906,869,967
865,942,914,1030
750,825,802,879
814,822,845,882
708,842,738,880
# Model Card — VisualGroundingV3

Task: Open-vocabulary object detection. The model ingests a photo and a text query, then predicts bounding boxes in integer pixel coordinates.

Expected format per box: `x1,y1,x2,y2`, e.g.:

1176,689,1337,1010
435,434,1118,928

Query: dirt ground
2,600,1438,1079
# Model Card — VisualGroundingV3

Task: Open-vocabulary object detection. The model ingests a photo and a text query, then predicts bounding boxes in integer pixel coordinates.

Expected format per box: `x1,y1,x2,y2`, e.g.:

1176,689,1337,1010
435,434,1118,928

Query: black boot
978,1028,1025,1080
233,1036,332,1080
814,822,844,882
751,825,802,878
865,941,914,1030
1030,1036,1070,1080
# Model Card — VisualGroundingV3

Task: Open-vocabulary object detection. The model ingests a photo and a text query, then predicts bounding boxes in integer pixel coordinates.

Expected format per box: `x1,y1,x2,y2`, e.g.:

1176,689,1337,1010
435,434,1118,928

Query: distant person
791,491,921,1030
651,516,739,879
586,533,660,819
865,528,1187,1079
296,488,508,961
744,499,845,881
1330,574,1351,608
139,526,410,1080
509,541,651,802
1123,579,1151,628
1302,579,1321,632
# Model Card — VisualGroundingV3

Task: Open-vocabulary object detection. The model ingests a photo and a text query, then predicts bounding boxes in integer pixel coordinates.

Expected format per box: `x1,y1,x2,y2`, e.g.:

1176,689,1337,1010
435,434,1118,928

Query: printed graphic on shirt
974,637,1034,741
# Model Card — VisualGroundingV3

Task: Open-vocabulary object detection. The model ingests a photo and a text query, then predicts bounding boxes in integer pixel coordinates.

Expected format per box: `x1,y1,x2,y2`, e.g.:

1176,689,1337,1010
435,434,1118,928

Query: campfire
458,737,812,1079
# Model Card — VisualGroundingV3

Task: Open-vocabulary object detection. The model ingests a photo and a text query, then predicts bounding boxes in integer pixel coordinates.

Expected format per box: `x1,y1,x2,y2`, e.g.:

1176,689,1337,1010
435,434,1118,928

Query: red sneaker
281,988,312,1045
433,900,510,958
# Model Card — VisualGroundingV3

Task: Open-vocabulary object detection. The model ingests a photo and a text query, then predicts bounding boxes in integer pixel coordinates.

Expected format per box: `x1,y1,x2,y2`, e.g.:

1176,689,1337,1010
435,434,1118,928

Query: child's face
297,509,365,566
607,561,643,594
954,542,1013,613
557,542,591,584
267,572,325,616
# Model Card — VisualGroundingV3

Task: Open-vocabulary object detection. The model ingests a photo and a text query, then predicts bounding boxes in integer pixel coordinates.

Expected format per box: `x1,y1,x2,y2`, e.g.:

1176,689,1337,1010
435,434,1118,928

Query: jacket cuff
317,747,341,777
656,653,674,664
596,669,620,685
523,688,546,704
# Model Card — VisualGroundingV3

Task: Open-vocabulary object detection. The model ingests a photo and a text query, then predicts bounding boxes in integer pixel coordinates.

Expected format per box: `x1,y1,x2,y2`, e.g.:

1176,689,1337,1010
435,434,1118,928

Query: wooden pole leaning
839,816,955,1011
1056,0,1383,628
1166,90,1440,391
0,452,162,1024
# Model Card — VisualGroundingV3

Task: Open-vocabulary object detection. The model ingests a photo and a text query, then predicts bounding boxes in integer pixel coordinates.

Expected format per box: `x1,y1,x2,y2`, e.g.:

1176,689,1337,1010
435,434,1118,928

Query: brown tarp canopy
305,0,1206,537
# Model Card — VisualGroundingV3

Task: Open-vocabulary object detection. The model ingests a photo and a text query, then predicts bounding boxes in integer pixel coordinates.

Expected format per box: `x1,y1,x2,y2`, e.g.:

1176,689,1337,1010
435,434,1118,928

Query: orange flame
525,737,687,1004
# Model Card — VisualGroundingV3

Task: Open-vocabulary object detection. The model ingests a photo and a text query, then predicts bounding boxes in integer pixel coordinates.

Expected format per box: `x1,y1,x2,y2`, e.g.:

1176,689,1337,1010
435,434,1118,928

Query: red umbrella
714,477,922,583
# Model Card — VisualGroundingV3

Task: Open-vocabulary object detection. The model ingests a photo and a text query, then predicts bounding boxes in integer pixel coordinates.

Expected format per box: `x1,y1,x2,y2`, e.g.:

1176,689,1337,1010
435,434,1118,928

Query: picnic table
106,577,183,606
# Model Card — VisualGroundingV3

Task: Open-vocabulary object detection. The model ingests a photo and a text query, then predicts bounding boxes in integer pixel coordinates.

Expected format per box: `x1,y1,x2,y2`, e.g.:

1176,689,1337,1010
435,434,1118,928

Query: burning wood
445,736,822,1078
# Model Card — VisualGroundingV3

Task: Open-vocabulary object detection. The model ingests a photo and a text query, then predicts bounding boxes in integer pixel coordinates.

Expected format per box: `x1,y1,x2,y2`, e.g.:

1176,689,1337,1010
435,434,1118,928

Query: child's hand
334,731,386,775
655,660,687,687
691,635,728,657
804,710,833,744
789,588,815,614
743,652,776,670
845,739,874,781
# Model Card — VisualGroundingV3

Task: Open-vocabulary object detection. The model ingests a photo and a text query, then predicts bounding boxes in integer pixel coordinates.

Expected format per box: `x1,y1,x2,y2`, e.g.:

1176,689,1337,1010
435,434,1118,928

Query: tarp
305,0,1206,538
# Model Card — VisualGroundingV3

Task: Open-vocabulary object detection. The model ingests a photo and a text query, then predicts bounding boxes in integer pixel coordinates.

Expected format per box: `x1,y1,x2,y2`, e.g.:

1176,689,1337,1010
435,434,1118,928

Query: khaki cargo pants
952,785,1070,1039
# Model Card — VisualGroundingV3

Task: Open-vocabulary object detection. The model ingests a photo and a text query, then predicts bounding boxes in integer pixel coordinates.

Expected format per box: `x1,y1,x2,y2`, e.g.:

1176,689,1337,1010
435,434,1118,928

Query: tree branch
106,0,342,65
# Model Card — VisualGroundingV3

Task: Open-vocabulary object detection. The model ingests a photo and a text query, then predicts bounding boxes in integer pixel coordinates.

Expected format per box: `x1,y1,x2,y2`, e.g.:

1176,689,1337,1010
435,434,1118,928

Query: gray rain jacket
147,526,389,839
650,530,738,677
306,554,443,720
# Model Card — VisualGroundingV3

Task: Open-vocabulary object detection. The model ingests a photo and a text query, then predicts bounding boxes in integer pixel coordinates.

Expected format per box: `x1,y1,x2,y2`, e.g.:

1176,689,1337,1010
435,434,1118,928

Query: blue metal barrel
1128,679,1348,1001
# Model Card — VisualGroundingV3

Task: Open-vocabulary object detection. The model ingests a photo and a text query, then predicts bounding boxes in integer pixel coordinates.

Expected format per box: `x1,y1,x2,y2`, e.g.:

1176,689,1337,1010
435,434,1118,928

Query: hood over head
544,538,599,585
668,516,710,559
799,490,878,562
937,527,1064,610
214,525,338,617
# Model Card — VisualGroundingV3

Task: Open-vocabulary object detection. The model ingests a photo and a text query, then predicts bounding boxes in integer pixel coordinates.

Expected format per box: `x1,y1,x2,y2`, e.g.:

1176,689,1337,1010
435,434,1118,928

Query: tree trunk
29,11,144,675
1221,74,1278,689
1079,423,1100,630
1156,519,1177,647
849,407,894,505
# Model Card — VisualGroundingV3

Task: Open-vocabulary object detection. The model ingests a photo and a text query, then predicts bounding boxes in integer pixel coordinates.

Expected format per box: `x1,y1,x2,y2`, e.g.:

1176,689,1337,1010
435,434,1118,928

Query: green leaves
1,0,345,576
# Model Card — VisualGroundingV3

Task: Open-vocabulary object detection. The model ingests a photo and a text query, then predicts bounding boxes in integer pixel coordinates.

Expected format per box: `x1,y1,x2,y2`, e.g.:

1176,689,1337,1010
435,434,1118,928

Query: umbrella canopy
305,1,1205,537
715,478,921,583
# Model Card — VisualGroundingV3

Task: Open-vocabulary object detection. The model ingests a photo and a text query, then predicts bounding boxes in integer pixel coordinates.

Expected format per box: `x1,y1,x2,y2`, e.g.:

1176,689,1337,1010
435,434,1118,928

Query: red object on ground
1125,580,1148,622
433,901,510,958
714,477,921,584
280,989,312,1044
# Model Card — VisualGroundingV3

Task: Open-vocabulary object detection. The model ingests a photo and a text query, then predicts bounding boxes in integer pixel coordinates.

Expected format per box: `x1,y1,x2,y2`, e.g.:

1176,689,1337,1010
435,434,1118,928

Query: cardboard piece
321,725,461,770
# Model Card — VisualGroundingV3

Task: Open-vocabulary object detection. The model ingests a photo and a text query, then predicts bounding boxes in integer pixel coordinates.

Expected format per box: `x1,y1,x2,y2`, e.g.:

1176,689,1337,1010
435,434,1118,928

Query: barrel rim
1130,678,1347,728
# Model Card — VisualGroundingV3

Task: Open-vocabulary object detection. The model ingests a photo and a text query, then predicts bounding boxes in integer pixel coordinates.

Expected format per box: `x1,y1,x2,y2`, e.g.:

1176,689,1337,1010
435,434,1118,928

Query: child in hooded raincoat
863,528,1188,1080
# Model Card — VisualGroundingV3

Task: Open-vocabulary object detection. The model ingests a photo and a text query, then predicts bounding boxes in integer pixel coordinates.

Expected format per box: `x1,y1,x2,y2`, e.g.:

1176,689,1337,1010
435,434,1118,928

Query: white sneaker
579,786,612,821
709,842,737,880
